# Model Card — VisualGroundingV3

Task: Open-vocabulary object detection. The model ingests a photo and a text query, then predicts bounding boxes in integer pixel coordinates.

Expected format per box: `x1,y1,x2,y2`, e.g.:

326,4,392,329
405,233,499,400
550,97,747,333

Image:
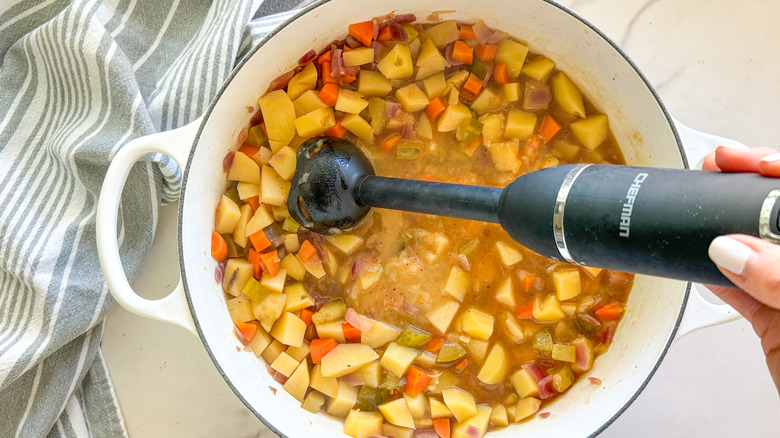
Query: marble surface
101,0,780,436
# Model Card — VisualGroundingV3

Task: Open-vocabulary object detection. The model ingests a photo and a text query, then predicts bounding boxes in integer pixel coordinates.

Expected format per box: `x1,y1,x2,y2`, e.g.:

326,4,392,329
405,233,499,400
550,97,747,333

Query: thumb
708,235,780,310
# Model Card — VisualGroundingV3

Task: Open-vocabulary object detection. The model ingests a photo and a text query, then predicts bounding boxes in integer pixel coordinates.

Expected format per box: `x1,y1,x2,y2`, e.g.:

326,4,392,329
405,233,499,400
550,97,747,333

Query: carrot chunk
474,44,498,62
462,73,483,95
494,62,509,84
310,338,339,363
540,115,562,143
298,240,317,262
405,366,432,396
236,322,257,342
348,20,375,46
426,97,447,121
211,232,227,261
259,250,281,278
319,83,340,106
451,40,473,65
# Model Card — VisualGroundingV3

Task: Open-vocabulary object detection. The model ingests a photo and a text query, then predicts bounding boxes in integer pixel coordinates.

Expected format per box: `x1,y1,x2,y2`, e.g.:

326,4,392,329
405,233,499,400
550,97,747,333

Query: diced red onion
237,127,248,145
345,308,375,331
344,64,361,75
523,88,552,111
222,151,234,173
457,254,471,271
445,43,463,67
372,18,380,41
214,261,225,283
482,63,495,85
395,13,416,24
276,246,288,260
331,48,346,77
537,375,556,399
522,361,546,383
581,312,602,329
268,70,295,91
472,20,493,45
345,34,362,48
539,412,551,419
234,327,250,346
602,321,617,346
465,425,481,438
271,235,285,248
575,341,593,371
588,377,603,385
268,386,277,395
400,122,415,139
341,371,365,387
250,109,263,126
272,371,288,384
298,49,317,65
414,429,439,438
386,101,402,117
372,41,384,61
263,222,284,242
311,237,328,263
486,30,510,45
352,258,372,279
388,20,408,42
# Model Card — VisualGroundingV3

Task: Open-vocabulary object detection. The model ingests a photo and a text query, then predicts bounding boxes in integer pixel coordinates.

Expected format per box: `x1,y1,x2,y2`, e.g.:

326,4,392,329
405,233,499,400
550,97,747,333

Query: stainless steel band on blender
553,163,592,264
759,189,780,243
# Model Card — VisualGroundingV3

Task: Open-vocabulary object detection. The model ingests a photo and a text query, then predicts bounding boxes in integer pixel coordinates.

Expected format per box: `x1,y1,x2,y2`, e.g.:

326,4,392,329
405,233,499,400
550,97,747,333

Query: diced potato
477,344,507,385
551,364,575,394
341,113,374,142
231,204,253,247
258,90,296,153
343,47,375,67
470,88,502,115
504,110,537,140
285,342,310,362
414,66,439,81
581,266,603,278
395,84,430,112
380,342,419,378
451,405,491,438
495,277,515,308
284,233,300,253
269,312,306,347
378,398,415,429
445,70,470,94
550,71,585,118
249,323,272,357
344,410,383,438
425,299,460,334
270,351,299,377
227,151,261,184
404,392,427,419
336,89,369,114
281,253,306,281
442,387,477,422
321,343,379,378
382,424,415,438
510,369,538,398
358,70,392,97
287,62,318,100
495,39,529,79
522,56,555,81
430,397,453,418
261,269,287,294
571,114,609,150
260,165,290,207
423,21,459,47
415,351,437,368
444,266,470,301
501,83,521,103
416,38,447,70
358,360,381,388
514,397,541,422
325,234,364,255
326,380,358,418
244,204,274,236
253,292,286,331
361,319,402,349
283,283,314,313
301,390,326,413
261,339,286,363
490,404,509,427
429,370,459,395
294,107,335,138
437,104,471,132
226,297,254,324
502,312,524,343
376,43,413,79
236,182,259,200
283,361,309,402
487,140,521,173
461,308,494,341
223,259,254,297
571,338,594,372
315,320,346,343
293,89,328,117
480,114,504,143
553,270,582,301
533,295,566,322
215,195,241,234
416,113,433,140
561,302,577,317
310,364,339,398
423,72,447,99
464,338,489,362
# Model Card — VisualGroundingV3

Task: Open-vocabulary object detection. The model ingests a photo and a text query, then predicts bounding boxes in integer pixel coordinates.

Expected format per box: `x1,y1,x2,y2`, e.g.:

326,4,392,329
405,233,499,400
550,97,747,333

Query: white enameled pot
96,1,746,436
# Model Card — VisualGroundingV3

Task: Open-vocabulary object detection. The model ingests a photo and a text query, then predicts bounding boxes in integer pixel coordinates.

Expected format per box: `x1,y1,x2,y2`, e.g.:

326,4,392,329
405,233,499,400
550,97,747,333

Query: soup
211,12,633,438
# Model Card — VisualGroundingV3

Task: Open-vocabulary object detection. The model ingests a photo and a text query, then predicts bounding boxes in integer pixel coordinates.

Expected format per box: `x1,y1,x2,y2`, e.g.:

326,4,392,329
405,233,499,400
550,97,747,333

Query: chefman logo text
619,172,649,238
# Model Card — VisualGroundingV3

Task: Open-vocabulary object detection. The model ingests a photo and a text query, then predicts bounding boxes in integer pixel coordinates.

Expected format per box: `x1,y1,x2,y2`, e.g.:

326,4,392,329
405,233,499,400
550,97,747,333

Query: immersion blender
288,137,780,288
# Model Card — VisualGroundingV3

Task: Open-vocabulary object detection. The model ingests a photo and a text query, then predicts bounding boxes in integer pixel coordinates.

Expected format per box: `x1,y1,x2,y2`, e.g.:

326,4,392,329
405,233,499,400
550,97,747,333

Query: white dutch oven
96,0,746,436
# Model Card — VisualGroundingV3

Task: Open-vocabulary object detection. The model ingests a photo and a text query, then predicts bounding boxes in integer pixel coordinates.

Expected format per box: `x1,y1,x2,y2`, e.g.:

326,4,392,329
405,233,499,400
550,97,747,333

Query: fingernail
759,153,780,164
716,144,743,150
708,236,753,275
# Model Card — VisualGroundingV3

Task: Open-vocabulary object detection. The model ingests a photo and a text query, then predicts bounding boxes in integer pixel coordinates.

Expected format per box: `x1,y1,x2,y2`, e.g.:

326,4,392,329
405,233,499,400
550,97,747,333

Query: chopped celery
311,299,347,325
368,97,387,134
396,147,420,160
224,187,241,205
459,239,480,257
282,216,299,233
245,124,267,147
355,386,383,412
533,328,554,354
437,342,467,363
378,374,403,399
397,325,432,348
456,118,483,144
402,24,419,42
573,313,598,337
242,277,269,302
470,59,488,80
223,234,247,258
403,228,427,245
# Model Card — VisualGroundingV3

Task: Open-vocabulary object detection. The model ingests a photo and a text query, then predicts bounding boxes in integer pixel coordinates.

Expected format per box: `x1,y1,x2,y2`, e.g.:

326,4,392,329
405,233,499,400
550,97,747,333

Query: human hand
704,146,780,393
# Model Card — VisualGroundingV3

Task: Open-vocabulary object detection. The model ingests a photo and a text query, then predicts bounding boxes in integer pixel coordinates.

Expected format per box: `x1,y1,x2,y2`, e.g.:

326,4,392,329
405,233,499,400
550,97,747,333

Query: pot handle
96,118,202,336
672,118,745,341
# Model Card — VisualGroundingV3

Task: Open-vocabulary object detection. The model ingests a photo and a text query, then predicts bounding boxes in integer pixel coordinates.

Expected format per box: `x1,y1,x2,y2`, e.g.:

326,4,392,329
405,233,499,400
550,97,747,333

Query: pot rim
177,1,691,436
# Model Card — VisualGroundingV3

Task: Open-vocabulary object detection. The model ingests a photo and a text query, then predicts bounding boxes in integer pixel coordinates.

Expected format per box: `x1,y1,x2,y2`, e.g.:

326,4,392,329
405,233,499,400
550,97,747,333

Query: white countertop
101,0,780,436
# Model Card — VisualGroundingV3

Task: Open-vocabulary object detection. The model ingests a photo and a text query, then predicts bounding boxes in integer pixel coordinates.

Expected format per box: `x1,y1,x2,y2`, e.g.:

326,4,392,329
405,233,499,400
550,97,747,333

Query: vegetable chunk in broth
212,12,633,437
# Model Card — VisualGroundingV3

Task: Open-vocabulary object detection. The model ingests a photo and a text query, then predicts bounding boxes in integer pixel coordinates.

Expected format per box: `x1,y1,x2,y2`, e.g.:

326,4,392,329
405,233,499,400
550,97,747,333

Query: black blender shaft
499,164,780,287
356,175,502,223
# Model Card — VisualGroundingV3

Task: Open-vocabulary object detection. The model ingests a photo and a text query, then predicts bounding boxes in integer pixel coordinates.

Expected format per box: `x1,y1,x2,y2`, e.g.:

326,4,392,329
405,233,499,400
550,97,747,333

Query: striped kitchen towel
0,0,308,436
